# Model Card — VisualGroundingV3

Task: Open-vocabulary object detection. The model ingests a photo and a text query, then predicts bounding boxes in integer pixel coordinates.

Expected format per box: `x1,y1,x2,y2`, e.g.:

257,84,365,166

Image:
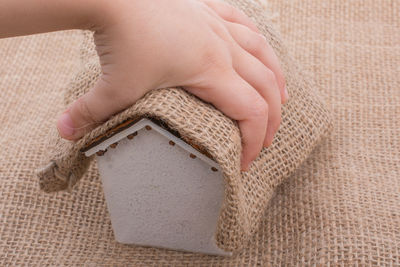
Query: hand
57,0,288,171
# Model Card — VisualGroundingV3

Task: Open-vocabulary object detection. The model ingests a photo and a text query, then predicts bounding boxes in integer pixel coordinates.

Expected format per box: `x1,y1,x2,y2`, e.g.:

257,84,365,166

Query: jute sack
37,0,332,252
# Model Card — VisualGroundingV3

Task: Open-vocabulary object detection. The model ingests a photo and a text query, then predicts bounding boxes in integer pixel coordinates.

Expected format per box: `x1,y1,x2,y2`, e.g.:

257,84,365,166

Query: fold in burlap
3,0,399,265
37,0,332,252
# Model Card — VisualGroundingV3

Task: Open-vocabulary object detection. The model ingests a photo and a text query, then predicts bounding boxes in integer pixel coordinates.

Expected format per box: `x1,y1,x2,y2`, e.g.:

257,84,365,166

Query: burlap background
1,0,399,266
36,0,332,252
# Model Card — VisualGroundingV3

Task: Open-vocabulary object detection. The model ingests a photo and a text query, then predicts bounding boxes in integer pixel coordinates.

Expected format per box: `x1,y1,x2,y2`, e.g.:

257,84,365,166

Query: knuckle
207,0,236,19
75,97,98,124
266,68,287,97
200,49,232,76
226,5,237,20
210,20,232,41
264,68,279,87
247,32,268,54
200,0,216,8
249,97,268,118
223,2,243,21
201,50,223,70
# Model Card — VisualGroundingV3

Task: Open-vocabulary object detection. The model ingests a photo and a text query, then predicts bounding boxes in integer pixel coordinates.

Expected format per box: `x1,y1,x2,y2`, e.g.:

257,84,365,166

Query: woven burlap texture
2,0,399,266
36,0,332,252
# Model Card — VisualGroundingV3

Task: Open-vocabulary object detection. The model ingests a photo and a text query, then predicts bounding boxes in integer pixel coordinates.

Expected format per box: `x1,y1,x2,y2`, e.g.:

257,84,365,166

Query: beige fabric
1,0,399,266
36,0,332,252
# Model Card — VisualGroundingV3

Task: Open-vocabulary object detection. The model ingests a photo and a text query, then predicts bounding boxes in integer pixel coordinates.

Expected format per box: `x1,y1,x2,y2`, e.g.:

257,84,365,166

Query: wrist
0,0,113,38
80,0,114,31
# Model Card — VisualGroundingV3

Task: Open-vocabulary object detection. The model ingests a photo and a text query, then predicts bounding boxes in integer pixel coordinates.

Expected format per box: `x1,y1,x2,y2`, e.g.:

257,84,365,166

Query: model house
83,118,231,256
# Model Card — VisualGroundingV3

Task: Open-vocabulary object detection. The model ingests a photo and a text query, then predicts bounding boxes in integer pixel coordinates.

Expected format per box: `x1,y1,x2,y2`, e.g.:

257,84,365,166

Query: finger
57,79,128,140
225,21,288,103
200,0,260,34
231,45,282,147
185,71,268,171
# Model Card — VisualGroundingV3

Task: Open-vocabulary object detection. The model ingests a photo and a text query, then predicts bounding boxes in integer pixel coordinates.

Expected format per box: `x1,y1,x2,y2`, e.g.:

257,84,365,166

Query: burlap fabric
36,0,332,252
1,0,399,266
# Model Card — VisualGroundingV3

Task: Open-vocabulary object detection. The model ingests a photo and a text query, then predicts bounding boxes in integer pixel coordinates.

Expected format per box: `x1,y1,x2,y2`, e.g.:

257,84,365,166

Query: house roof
82,117,219,170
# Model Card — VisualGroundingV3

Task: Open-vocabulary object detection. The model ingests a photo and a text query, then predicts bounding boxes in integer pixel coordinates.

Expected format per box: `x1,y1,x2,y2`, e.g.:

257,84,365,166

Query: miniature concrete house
83,118,231,256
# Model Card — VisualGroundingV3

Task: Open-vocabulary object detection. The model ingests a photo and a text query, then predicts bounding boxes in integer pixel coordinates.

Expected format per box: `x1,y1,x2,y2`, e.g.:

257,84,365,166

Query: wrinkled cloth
36,0,332,252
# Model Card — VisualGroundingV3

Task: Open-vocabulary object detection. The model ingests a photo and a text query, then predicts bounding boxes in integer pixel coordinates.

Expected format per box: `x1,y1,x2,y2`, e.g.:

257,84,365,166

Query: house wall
96,126,229,255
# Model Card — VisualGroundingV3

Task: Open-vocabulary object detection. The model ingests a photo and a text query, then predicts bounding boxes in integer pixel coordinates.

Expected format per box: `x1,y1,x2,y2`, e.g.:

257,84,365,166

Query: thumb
56,83,123,141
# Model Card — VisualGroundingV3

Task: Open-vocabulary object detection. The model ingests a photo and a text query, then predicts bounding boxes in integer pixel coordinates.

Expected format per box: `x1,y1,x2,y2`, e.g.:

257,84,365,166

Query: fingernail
284,86,289,102
266,138,273,147
259,33,267,41
240,155,249,172
241,160,251,172
57,112,75,138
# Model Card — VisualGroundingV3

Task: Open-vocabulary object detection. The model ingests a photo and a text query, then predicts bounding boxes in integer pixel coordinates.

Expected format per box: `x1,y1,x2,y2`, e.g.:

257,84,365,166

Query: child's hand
57,0,288,170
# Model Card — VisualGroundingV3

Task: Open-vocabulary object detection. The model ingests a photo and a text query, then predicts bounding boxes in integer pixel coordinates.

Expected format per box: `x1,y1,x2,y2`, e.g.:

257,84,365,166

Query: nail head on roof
145,125,152,131
190,153,196,159
110,142,118,148
211,167,218,172
169,140,175,146
96,149,107,156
